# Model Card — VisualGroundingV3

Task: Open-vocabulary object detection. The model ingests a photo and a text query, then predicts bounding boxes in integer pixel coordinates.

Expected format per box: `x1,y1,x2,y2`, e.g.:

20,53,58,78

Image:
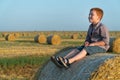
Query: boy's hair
90,8,104,20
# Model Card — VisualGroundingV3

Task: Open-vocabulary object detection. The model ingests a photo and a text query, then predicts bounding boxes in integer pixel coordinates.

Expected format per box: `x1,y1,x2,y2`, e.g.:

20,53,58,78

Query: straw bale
47,34,61,45
112,37,120,53
107,37,115,52
5,34,16,41
103,37,120,53
34,34,46,43
14,33,20,38
71,33,79,39
34,35,39,42
2,32,8,37
90,56,120,80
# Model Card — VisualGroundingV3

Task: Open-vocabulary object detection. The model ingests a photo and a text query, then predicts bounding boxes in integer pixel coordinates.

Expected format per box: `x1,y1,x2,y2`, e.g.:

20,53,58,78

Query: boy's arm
89,41,105,46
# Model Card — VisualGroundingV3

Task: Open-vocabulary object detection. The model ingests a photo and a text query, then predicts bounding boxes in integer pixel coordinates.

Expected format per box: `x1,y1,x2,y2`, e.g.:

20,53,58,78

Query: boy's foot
51,56,63,68
58,57,70,69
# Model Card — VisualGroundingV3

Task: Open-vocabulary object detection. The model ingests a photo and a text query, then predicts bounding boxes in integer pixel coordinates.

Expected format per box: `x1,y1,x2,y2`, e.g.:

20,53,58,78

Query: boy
51,8,109,68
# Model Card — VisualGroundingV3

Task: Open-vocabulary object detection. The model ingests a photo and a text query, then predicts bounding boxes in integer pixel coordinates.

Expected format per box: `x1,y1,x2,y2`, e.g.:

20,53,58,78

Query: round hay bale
71,33,79,39
5,34,16,41
21,33,25,37
2,32,8,37
90,56,120,80
107,37,115,52
47,34,61,45
34,35,39,42
14,33,20,38
35,47,117,80
112,37,120,53
34,34,46,43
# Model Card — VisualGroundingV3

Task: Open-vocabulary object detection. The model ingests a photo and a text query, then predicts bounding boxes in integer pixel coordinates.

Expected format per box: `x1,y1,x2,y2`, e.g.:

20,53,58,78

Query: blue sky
0,0,120,31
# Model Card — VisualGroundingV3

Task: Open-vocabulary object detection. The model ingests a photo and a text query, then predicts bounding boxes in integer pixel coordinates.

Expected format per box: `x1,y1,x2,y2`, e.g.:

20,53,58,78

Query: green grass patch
62,41,84,45
0,55,50,69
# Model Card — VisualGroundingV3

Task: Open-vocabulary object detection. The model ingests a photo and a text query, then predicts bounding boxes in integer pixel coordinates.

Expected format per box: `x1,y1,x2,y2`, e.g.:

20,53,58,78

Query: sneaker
51,56,63,68
58,57,70,69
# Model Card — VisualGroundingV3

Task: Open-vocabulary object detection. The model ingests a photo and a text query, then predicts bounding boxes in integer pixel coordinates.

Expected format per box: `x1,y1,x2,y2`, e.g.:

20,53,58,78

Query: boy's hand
84,42,90,46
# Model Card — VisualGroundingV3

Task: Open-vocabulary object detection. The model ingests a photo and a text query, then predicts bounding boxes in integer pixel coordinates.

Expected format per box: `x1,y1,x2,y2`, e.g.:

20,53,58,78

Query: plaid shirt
85,22,110,51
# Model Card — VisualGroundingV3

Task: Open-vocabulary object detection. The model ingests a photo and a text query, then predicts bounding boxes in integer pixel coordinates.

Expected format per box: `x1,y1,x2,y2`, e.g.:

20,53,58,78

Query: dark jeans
77,46,106,55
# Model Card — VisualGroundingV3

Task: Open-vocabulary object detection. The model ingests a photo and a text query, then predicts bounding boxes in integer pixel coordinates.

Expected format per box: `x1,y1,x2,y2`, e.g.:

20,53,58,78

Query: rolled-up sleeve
100,25,109,45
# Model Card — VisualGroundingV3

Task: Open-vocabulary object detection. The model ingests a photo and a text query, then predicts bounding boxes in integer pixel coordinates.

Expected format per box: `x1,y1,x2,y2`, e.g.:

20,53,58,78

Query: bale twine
34,34,46,44
71,33,79,39
90,56,120,80
35,47,117,80
47,34,61,45
5,34,16,41
112,37,120,53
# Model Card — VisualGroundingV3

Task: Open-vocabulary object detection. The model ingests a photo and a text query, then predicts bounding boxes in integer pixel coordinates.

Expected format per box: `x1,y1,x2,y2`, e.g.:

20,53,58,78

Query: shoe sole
58,57,69,69
51,56,63,68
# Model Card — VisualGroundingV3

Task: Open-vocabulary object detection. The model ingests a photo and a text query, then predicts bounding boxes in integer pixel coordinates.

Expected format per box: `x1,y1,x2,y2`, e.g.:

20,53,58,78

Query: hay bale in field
107,37,115,52
71,33,79,39
5,34,16,41
47,34,61,45
22,33,25,37
34,46,118,80
14,33,20,38
102,37,120,53
34,35,39,42
34,34,46,43
112,37,120,53
2,32,8,37
90,56,120,80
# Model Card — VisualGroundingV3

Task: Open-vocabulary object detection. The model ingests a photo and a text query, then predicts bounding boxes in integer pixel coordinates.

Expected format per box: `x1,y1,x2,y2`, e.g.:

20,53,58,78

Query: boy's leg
64,49,80,59
84,46,106,55
51,49,81,68
58,49,87,68
68,49,87,64
58,46,106,68
68,46,106,64
64,46,84,59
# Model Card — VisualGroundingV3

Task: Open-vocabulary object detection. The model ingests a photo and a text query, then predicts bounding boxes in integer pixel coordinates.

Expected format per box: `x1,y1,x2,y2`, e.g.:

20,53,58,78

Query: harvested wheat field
0,31,84,80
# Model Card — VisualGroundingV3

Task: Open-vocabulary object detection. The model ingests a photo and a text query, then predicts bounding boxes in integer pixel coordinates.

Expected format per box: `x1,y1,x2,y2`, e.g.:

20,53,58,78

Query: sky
0,0,120,31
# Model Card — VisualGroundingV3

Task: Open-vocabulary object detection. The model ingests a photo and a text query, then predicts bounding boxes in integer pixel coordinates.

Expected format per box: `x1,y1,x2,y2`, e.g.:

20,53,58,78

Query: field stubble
0,37,83,57
0,36,83,80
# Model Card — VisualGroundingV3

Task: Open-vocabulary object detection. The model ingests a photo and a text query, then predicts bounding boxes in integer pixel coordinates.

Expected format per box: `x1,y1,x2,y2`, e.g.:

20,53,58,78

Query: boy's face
88,10,100,24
